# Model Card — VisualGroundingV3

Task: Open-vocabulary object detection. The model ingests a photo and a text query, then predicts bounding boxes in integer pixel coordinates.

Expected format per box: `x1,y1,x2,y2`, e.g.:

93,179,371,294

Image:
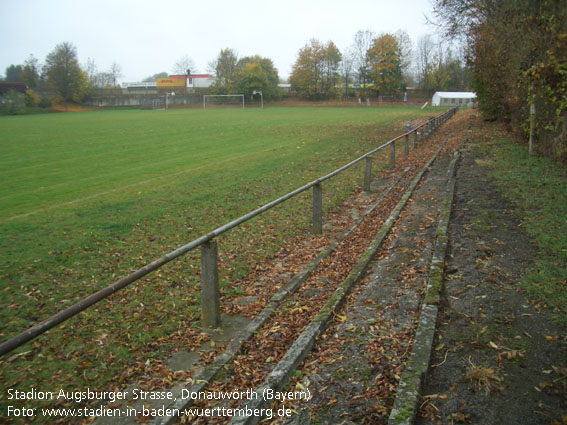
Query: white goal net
203,94,245,109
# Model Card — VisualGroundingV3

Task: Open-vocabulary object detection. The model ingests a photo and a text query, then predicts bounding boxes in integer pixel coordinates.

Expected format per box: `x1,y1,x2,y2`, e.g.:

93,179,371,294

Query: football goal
203,94,245,109
140,98,166,110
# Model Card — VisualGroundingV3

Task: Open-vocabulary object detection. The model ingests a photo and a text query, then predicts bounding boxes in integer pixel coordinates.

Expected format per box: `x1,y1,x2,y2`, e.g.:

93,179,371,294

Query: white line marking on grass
2,147,279,223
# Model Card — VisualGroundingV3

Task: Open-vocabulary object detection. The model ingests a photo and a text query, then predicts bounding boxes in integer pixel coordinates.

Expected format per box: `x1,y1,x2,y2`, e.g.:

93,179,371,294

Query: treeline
204,30,471,101
288,30,470,100
3,29,472,110
433,0,567,162
207,49,281,100
1,42,123,112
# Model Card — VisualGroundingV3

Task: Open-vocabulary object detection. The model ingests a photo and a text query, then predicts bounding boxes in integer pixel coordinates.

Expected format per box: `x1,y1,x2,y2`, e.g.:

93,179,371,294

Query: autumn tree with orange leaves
290,39,342,100
433,0,567,162
368,34,403,95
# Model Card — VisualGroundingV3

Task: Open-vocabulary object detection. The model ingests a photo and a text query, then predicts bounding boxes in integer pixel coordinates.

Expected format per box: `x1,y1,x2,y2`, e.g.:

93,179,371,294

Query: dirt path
416,120,567,425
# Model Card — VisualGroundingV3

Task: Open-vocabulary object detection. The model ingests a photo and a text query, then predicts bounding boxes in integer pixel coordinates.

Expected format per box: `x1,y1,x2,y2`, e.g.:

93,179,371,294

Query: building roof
0,82,28,94
433,91,476,99
169,74,213,79
122,82,157,88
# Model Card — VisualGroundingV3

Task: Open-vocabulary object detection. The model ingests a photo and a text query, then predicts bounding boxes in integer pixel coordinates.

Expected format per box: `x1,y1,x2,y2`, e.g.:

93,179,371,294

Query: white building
169,74,214,89
122,74,214,93
432,91,477,107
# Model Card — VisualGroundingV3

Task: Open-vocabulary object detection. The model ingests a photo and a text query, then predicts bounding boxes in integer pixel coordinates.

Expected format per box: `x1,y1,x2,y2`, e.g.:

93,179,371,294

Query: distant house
169,74,214,89
432,91,476,107
0,82,28,95
0,82,28,109
122,81,158,93
122,74,214,94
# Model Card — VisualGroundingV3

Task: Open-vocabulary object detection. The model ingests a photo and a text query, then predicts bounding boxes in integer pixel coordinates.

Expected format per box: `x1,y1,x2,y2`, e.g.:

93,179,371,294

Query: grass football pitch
0,105,438,407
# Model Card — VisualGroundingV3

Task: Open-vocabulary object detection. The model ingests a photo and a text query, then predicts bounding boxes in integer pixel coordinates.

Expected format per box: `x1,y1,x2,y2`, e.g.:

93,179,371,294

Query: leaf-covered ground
82,111,467,425
1,107,439,423
11,109,561,425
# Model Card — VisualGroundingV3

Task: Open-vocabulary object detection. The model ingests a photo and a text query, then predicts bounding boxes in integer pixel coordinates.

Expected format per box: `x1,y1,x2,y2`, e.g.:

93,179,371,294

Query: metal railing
0,107,458,356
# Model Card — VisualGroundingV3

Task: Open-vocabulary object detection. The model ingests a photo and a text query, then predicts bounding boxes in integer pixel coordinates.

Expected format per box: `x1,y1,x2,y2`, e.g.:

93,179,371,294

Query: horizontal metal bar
0,107,457,356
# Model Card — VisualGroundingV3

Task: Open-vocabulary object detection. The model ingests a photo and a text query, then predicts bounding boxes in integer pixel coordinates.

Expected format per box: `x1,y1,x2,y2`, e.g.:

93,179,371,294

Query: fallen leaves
289,305,310,314
449,411,472,423
545,335,559,341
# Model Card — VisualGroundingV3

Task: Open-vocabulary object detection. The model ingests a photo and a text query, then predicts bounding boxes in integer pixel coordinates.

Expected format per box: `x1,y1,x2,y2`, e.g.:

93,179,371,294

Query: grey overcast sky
0,0,435,83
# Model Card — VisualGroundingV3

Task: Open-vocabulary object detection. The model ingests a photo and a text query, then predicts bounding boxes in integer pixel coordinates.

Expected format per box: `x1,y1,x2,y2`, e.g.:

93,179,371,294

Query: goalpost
203,94,245,109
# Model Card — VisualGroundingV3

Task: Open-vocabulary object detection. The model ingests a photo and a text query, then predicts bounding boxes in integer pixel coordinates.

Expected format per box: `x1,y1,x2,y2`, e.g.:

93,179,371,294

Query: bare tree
84,59,114,89
109,62,122,87
395,30,414,86
351,30,375,96
416,34,435,89
85,58,98,83
339,46,355,98
431,0,485,39
173,55,196,75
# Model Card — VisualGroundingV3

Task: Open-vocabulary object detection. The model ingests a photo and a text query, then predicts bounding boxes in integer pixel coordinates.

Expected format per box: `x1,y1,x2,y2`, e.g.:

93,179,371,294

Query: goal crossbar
203,94,245,109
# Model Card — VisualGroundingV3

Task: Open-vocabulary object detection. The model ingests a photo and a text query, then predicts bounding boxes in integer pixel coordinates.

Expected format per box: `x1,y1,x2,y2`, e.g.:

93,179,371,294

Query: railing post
201,240,220,328
390,141,396,168
312,182,323,234
404,134,409,156
529,104,535,156
363,156,373,192
414,129,418,148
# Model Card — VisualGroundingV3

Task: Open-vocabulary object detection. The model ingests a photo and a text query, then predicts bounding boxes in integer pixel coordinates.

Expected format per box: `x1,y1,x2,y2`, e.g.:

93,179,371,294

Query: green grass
485,139,567,325
0,106,437,420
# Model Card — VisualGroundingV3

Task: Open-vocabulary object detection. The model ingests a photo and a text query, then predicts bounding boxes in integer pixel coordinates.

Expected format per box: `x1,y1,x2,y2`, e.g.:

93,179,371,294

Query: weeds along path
113,111,470,425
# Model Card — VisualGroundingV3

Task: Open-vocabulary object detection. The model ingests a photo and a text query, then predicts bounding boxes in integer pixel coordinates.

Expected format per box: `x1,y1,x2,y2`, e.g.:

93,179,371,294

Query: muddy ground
416,122,566,425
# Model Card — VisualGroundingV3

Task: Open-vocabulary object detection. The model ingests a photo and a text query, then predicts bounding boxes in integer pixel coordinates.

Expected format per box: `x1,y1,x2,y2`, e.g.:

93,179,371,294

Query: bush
1,90,26,115
24,89,39,108
38,96,53,108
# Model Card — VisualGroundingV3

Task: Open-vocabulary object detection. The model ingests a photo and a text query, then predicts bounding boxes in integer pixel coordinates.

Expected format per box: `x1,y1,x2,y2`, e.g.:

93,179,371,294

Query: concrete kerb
228,137,450,425
150,158,412,425
388,142,463,425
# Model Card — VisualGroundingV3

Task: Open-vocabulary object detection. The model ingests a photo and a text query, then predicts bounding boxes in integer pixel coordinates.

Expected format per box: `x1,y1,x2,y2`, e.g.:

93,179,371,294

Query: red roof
169,74,212,79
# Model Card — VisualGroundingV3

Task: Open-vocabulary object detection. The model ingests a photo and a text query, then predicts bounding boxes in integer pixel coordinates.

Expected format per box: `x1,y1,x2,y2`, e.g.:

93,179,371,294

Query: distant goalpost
203,94,245,109
140,98,165,110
